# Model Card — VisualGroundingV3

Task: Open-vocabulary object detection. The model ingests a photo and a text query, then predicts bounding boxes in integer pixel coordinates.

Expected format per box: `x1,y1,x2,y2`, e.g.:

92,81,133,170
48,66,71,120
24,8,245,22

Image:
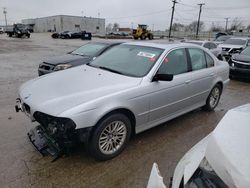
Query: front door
148,48,193,122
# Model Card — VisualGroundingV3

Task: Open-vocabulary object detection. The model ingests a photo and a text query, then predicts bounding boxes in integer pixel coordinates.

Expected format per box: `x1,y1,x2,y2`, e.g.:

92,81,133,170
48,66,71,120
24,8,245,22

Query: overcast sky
0,0,249,30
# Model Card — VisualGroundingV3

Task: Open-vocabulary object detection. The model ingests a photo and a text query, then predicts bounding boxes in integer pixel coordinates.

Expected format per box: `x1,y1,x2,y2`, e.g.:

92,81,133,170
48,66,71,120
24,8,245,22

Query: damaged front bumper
28,125,63,161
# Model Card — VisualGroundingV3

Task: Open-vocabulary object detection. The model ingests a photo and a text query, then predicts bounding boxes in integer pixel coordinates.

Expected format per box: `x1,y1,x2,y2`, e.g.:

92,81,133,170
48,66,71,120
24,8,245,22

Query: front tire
89,113,131,161
202,84,222,111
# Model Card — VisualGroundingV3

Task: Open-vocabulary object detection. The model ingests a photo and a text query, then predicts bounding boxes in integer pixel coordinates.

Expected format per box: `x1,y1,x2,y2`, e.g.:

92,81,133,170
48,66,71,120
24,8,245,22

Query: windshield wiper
98,66,123,75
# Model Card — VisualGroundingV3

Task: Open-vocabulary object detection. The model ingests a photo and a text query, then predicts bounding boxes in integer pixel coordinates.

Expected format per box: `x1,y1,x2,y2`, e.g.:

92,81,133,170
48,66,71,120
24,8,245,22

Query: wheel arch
215,81,223,91
89,108,136,140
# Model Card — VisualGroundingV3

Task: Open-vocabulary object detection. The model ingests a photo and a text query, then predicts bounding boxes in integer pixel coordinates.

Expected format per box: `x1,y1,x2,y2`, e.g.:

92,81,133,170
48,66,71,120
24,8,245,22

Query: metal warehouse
22,15,105,35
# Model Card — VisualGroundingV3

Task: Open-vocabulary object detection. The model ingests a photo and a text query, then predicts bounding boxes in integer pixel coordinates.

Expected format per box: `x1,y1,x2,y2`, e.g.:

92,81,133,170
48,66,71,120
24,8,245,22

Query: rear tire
140,35,146,40
88,113,131,161
202,84,222,111
148,34,153,40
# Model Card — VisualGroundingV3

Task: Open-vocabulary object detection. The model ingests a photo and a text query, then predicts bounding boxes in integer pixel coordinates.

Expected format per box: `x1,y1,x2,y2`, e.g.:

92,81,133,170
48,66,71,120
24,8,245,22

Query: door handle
209,73,215,77
185,80,191,84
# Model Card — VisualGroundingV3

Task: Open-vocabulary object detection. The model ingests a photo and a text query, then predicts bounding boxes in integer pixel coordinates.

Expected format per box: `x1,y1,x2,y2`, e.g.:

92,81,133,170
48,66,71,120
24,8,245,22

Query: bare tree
112,23,120,31
106,23,112,33
229,18,242,31
247,24,250,32
210,22,223,32
185,21,204,32
172,23,185,31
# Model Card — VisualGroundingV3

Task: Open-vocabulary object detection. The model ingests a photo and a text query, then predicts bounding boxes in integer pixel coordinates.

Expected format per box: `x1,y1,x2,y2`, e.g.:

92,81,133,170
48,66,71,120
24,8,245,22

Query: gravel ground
0,33,250,188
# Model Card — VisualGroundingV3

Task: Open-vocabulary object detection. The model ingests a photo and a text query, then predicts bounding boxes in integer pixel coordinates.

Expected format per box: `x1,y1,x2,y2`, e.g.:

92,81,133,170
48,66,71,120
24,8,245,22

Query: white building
22,15,105,35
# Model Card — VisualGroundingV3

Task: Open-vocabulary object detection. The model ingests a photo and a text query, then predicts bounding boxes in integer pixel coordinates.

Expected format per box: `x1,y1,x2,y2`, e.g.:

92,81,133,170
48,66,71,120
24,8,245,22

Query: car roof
91,41,123,45
123,41,200,50
229,37,250,40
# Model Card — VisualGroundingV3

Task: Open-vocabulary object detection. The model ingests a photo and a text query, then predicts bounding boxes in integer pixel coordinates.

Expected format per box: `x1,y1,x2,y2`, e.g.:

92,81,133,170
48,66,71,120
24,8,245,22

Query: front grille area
39,62,55,70
222,47,230,52
234,62,250,69
23,103,31,114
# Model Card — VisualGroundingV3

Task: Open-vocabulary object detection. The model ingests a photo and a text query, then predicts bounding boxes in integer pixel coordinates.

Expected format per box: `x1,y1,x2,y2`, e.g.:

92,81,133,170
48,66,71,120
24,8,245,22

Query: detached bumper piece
28,125,64,162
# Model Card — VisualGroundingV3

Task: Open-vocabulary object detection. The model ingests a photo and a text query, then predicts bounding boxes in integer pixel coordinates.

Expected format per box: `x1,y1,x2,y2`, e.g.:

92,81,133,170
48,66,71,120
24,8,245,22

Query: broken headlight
185,158,228,188
33,112,76,138
54,64,72,71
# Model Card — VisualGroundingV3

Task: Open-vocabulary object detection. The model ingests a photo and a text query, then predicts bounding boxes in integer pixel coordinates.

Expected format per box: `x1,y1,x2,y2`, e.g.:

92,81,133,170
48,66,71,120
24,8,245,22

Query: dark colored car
215,32,227,39
229,46,250,79
51,31,69,39
60,31,83,39
38,42,121,76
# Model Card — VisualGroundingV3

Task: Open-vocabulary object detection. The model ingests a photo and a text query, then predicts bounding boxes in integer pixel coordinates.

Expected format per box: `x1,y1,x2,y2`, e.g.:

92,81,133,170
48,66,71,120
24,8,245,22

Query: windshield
214,36,231,42
89,44,164,77
223,38,247,45
185,41,203,46
241,46,250,55
15,24,26,29
71,43,108,57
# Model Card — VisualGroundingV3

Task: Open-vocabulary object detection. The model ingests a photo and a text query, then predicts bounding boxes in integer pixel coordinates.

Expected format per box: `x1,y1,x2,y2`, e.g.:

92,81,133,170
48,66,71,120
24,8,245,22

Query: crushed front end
28,112,78,161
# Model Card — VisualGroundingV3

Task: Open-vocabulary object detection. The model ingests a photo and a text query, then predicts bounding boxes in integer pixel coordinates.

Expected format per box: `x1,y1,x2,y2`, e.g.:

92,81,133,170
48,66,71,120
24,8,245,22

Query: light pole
3,8,7,27
196,3,205,39
168,0,177,39
225,17,229,32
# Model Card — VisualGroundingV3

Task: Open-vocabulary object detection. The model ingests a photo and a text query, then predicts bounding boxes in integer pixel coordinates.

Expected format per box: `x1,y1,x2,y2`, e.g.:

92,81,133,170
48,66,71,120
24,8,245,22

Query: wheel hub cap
99,121,127,155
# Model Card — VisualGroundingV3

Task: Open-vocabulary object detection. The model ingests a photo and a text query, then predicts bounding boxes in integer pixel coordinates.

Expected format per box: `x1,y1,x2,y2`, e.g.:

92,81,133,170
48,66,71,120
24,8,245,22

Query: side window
158,48,188,75
205,53,214,67
203,43,210,49
188,48,207,71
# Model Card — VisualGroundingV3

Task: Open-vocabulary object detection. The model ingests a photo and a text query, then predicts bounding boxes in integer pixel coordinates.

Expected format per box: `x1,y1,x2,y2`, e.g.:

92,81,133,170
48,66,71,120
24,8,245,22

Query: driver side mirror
152,74,173,82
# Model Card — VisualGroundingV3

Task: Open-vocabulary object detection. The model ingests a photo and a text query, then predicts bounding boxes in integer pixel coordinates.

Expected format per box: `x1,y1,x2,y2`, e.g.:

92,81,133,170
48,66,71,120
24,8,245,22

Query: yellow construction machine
132,24,154,40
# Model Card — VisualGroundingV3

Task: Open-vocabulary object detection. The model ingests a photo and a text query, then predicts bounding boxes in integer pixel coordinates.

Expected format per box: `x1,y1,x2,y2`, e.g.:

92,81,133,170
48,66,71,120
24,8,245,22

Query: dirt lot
0,33,250,188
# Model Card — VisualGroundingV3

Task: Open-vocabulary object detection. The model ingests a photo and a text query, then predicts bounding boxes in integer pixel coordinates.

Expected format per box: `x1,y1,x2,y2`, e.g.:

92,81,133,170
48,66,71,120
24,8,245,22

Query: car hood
19,65,142,116
218,44,243,49
43,54,92,65
148,104,250,188
232,54,250,63
205,104,250,188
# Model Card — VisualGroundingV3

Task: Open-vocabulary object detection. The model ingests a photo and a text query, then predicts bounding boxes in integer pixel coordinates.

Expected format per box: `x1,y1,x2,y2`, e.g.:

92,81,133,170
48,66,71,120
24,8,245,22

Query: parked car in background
218,37,250,61
38,42,121,76
16,42,229,161
0,27,4,34
51,31,69,39
107,31,129,37
214,35,232,45
60,31,84,39
229,46,250,79
215,32,227,39
51,31,89,39
148,103,250,188
5,24,30,38
184,40,224,60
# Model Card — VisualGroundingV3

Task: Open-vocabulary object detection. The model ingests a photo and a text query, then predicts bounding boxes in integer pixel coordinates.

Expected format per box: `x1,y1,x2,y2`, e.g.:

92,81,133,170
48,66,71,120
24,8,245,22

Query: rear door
186,48,216,105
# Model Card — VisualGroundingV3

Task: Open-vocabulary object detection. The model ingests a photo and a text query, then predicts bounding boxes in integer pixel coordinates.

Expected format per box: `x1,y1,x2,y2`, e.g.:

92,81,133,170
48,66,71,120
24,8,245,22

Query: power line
106,9,170,20
178,2,250,10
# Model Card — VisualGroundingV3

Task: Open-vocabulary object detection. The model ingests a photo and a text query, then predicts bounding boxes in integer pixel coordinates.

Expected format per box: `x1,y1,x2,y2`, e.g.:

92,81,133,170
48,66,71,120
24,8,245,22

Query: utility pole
196,3,205,39
3,8,7,27
225,17,229,32
168,0,177,39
